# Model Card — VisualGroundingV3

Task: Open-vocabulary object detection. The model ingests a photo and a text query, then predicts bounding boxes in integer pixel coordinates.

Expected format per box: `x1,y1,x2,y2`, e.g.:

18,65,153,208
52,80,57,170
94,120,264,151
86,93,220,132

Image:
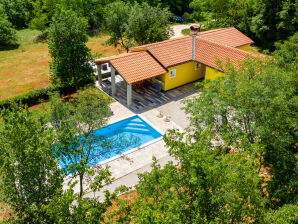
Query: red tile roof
195,37,254,71
197,27,254,48
94,26,255,83
131,36,193,67
95,51,167,84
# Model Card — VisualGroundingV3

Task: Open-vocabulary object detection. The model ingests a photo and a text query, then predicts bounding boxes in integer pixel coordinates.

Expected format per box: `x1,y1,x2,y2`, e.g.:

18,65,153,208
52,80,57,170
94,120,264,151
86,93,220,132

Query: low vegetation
0,0,297,222
181,28,190,35
0,29,122,100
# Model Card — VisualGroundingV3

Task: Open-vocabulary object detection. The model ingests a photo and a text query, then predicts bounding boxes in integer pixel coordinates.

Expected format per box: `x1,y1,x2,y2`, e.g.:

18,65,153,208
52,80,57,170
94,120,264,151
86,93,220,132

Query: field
0,29,124,100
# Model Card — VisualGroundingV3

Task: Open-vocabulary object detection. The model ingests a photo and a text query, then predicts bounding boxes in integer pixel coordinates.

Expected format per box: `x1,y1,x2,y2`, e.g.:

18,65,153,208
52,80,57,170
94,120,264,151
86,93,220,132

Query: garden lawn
0,29,123,100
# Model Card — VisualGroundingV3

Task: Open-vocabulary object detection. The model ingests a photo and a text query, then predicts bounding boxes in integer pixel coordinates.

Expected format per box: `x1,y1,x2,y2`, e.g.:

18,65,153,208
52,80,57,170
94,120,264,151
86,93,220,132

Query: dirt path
170,23,199,39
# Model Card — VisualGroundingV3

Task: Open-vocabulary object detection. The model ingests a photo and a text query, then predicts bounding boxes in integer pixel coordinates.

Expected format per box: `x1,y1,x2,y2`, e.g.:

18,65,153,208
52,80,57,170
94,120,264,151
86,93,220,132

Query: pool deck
64,101,184,199
63,75,200,200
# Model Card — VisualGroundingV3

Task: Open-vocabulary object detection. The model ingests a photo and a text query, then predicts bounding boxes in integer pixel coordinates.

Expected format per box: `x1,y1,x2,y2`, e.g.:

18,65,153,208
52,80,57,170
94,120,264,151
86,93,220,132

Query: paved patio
65,78,199,200
95,75,199,113
65,102,183,200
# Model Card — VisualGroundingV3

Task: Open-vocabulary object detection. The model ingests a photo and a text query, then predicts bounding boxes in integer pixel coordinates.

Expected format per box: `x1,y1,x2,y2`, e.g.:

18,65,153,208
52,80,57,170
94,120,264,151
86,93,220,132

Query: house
95,26,254,107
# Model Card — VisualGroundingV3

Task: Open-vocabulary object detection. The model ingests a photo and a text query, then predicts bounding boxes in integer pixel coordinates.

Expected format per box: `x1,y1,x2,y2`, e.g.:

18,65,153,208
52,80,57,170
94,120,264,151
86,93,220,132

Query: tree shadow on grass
0,44,20,51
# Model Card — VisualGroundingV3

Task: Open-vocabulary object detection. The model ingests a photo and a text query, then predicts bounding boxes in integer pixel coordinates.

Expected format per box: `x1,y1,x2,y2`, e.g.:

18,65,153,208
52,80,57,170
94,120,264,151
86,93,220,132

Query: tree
273,32,298,68
0,15,17,47
189,0,255,30
29,0,49,31
0,105,64,222
139,0,192,16
49,88,111,197
126,2,172,46
184,56,297,207
104,1,173,51
43,168,115,224
250,0,297,50
113,129,267,223
264,203,298,224
104,1,132,52
48,9,94,88
0,0,32,28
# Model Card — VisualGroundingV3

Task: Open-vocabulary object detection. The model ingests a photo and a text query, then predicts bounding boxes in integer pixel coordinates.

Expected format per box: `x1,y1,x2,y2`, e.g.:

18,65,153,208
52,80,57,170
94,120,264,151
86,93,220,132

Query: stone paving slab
95,78,198,113
64,102,182,196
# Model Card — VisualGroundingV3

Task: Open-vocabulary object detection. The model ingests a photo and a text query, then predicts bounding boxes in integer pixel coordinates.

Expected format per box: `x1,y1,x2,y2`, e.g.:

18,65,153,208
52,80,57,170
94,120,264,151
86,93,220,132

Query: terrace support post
96,64,102,86
111,65,116,96
127,83,132,107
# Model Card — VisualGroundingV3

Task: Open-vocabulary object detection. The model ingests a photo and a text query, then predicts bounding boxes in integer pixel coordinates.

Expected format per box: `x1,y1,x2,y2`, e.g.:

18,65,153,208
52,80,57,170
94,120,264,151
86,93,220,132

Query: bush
0,85,78,110
1,0,31,29
0,16,17,47
264,204,298,224
35,29,49,42
181,28,190,35
182,12,193,23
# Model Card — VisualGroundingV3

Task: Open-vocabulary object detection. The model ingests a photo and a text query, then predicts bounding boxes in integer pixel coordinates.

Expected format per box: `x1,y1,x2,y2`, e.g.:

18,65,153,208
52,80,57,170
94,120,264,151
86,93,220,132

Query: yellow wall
237,44,250,52
154,61,205,91
151,44,250,90
204,66,224,81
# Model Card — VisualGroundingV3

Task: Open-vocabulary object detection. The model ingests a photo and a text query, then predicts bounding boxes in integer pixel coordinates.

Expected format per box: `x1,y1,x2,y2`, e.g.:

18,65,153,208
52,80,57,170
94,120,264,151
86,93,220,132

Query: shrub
0,85,77,110
0,16,17,47
264,204,298,224
181,28,190,35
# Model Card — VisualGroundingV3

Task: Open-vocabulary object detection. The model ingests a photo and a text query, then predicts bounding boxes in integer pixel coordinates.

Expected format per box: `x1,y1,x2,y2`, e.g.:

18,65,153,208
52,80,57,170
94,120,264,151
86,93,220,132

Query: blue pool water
58,115,162,173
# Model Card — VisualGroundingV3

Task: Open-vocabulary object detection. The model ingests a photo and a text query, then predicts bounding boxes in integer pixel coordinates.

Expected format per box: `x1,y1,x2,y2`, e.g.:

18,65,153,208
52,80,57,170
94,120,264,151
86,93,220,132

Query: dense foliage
104,1,172,51
48,9,94,88
110,34,297,223
0,88,119,223
0,0,32,28
0,0,296,50
0,105,64,222
185,58,297,207
0,15,16,47
49,88,111,196
114,131,267,223
0,85,78,110
189,0,298,50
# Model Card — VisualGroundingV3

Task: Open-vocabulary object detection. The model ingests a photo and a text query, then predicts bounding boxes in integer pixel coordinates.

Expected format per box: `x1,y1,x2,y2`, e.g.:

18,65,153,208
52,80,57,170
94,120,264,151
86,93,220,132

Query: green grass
17,29,42,44
181,28,190,35
0,29,124,100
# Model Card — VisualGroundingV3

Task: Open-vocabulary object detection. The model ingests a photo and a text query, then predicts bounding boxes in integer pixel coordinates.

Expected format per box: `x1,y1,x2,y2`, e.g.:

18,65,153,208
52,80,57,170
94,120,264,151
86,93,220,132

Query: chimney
190,25,200,60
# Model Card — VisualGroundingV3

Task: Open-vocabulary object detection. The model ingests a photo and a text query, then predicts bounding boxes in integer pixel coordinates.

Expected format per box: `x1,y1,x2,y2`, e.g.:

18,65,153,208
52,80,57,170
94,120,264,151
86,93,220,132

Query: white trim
169,69,176,78
96,136,162,166
138,114,163,135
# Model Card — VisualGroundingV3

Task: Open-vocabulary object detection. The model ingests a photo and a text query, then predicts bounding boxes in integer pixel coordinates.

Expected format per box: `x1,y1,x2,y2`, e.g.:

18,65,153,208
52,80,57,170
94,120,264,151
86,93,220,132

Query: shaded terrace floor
95,75,199,113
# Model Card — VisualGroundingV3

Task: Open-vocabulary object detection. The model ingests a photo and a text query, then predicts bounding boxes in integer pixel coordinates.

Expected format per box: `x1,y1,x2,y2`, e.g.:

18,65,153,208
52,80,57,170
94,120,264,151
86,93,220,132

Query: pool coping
92,114,163,167
63,114,164,177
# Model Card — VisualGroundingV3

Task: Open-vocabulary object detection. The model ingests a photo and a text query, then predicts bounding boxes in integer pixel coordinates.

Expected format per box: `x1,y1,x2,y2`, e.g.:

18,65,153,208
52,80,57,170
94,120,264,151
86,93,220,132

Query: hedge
0,85,77,110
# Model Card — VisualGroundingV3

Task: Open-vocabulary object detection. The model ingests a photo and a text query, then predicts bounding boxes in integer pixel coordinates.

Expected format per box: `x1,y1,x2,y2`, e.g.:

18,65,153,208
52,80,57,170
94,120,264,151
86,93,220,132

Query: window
101,64,108,71
195,62,201,70
169,69,176,78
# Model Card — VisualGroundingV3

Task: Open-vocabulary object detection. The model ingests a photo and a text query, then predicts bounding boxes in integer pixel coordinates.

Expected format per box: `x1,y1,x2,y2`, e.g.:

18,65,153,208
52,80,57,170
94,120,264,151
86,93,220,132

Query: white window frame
195,62,201,70
169,69,176,78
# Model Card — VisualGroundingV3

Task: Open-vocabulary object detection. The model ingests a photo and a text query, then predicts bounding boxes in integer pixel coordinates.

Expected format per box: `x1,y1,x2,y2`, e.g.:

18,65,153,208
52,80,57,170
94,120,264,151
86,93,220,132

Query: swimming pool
58,115,162,173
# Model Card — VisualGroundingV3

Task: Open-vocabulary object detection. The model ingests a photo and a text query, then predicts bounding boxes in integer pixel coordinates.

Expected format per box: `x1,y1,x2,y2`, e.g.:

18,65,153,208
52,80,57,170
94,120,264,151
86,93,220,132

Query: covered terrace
95,51,167,108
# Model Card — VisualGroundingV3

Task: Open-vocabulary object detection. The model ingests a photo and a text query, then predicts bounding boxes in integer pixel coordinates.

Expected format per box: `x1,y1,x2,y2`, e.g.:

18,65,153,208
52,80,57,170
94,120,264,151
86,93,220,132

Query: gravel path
170,23,199,39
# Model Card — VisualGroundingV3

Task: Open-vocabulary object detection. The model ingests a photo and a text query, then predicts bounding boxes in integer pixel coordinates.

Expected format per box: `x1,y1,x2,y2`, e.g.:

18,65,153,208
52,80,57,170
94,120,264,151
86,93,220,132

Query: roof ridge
198,26,235,36
95,51,143,63
130,36,190,51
